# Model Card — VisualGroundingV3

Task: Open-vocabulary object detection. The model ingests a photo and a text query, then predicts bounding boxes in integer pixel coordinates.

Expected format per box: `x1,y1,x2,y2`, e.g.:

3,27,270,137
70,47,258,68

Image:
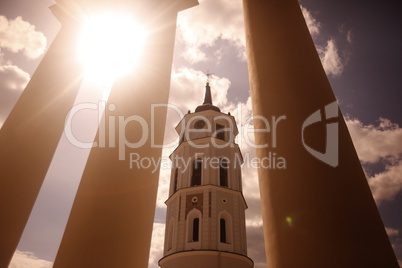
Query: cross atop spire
206,70,214,83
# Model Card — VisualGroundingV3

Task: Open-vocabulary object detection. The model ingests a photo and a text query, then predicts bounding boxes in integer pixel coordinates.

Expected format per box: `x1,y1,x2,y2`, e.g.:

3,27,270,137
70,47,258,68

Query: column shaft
54,1,197,267
242,0,398,267
0,17,83,267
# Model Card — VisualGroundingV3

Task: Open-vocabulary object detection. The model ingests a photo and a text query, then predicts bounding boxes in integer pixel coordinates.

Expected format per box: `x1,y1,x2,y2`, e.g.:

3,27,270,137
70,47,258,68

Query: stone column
54,1,198,267
242,0,398,267
0,4,83,267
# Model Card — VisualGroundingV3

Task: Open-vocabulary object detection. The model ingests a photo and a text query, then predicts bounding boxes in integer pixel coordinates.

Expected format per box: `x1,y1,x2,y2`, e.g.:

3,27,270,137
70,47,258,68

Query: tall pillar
242,1,398,267
0,3,83,267
53,1,198,267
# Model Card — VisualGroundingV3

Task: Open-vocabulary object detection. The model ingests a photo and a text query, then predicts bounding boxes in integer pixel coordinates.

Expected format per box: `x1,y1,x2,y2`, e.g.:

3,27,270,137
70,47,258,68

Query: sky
0,0,401,267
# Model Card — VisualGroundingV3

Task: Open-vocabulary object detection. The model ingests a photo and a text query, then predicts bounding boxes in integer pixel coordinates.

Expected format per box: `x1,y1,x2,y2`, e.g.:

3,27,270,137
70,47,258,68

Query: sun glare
78,14,147,82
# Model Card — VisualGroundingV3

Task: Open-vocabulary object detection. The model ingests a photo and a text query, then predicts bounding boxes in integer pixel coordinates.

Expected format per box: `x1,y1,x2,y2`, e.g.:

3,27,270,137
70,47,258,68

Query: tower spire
203,70,213,105
203,81,213,105
195,70,220,113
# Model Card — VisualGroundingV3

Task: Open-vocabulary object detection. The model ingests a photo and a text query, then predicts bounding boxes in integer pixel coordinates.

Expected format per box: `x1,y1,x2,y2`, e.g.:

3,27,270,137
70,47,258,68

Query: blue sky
0,0,401,267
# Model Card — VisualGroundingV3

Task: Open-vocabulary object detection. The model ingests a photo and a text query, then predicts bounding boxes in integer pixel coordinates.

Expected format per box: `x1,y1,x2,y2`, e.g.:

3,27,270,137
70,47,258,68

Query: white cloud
368,162,402,203
346,117,402,163
0,15,46,127
0,64,30,127
9,251,52,268
177,2,322,64
300,5,320,37
317,39,344,77
301,6,350,77
346,117,402,204
149,222,165,268
177,0,245,63
169,66,230,114
0,16,47,60
178,2,347,79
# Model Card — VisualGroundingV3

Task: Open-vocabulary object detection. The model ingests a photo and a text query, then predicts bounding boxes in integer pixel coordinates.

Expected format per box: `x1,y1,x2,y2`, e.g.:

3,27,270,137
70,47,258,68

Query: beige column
53,1,197,267
0,4,83,267
242,0,398,267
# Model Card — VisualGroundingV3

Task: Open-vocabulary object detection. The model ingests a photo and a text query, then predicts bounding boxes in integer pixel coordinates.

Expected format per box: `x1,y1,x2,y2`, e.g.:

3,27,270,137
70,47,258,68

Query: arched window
193,218,200,242
186,209,202,245
220,218,227,243
191,159,202,186
218,212,232,245
219,158,228,187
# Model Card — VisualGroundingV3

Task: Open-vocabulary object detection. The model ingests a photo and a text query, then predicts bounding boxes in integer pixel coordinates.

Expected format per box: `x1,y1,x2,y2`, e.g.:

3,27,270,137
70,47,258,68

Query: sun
78,13,147,82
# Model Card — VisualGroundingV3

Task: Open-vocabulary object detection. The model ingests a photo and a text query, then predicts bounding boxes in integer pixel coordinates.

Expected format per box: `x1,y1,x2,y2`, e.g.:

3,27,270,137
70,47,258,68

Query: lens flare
286,216,293,226
78,13,147,82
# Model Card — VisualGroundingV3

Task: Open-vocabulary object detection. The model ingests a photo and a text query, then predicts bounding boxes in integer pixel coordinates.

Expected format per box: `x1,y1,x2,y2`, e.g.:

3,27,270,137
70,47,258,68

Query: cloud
177,0,245,63
346,117,402,164
246,224,266,268
300,5,320,37
367,162,402,203
9,251,52,268
177,1,348,79
169,66,231,115
0,64,30,127
346,30,352,44
346,117,402,204
317,39,344,77
386,227,400,237
0,15,47,127
177,2,323,63
0,16,47,59
301,6,350,77
149,222,165,268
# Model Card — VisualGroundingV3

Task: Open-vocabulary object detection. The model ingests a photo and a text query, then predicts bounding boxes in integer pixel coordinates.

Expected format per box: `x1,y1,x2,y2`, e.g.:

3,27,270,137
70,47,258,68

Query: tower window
220,218,227,243
218,213,232,245
193,218,200,242
191,159,202,186
219,159,228,187
186,209,202,245
216,124,225,140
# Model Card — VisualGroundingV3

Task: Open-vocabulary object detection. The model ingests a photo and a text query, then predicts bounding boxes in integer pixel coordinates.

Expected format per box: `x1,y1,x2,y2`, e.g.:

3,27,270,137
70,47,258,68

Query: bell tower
159,82,253,268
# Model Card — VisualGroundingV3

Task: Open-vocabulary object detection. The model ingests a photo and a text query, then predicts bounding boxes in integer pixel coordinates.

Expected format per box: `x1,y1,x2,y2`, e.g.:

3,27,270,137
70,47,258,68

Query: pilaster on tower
159,82,253,268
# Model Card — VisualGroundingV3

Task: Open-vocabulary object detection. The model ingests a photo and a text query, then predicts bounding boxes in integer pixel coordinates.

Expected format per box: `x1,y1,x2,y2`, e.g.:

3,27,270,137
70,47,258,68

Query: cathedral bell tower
159,82,253,268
